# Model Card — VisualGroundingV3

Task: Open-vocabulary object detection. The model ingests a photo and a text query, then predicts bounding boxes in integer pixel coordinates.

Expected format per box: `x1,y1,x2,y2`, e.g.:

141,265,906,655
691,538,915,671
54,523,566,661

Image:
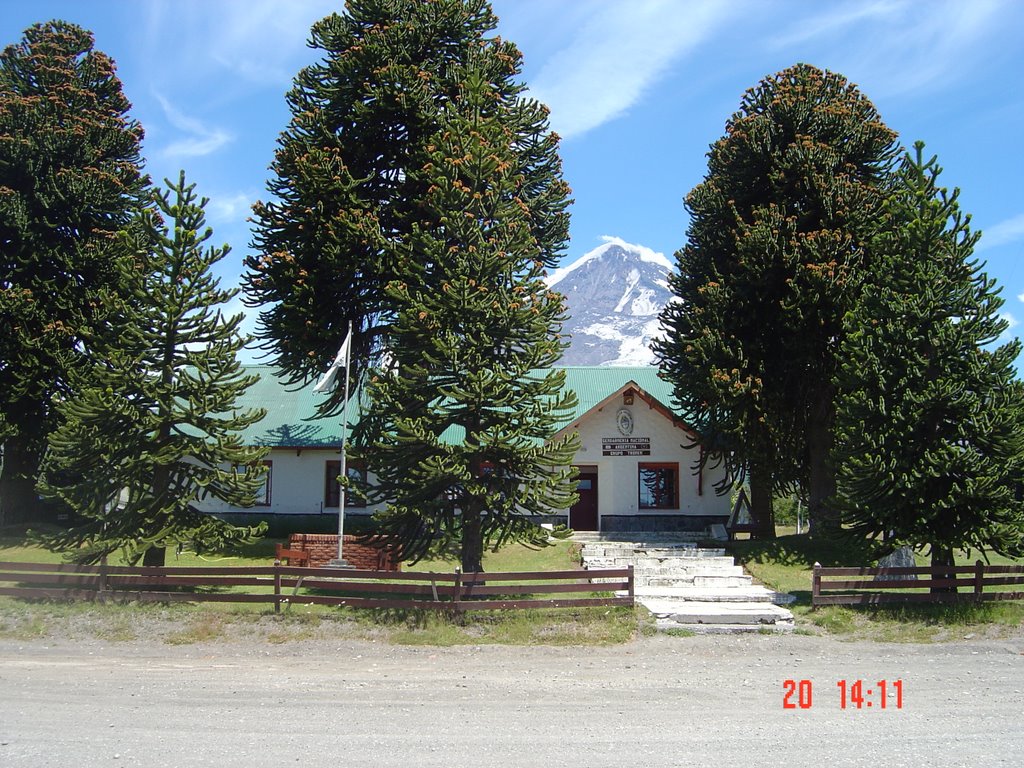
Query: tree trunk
460,506,484,575
461,428,485,577
806,386,840,538
930,544,957,594
749,464,776,540
142,546,166,568
144,431,172,570
0,435,46,527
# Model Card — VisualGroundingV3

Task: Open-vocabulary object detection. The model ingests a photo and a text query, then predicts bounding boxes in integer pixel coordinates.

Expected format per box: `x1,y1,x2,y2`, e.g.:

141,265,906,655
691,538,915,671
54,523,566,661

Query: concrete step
637,575,693,587
571,532,706,544
694,574,753,587
641,599,795,635
614,569,753,581
658,603,793,625
578,537,798,630
582,555,729,566
582,545,724,558
582,557,741,573
655,620,794,635
643,574,753,589
632,586,796,605
581,551,730,563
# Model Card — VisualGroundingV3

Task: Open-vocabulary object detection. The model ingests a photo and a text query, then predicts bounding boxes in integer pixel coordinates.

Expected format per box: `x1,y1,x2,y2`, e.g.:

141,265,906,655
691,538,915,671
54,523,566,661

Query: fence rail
0,560,634,614
812,561,1024,606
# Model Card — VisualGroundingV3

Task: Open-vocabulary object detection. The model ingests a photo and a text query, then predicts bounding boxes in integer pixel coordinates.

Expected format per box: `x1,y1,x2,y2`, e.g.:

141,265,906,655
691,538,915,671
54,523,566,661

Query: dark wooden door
570,471,598,531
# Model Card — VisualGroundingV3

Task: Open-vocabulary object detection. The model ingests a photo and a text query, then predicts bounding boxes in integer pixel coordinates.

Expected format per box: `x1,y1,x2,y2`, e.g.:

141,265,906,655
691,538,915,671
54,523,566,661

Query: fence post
975,560,985,602
98,555,109,602
627,564,634,604
453,568,462,616
274,558,282,614
812,562,821,609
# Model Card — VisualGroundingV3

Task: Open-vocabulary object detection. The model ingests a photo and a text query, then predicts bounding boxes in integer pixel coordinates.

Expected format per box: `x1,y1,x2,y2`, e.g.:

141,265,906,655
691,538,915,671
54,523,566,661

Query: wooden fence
0,560,634,614
812,561,1024,606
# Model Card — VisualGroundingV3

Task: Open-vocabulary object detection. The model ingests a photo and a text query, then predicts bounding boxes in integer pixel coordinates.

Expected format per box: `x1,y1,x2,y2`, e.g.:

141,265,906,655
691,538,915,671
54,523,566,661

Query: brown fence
0,560,634,614
812,561,1024,606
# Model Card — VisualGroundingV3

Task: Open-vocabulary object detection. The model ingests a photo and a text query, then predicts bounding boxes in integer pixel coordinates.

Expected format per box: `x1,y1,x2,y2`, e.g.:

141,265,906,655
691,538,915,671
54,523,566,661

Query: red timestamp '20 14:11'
837,679,903,709
782,679,904,709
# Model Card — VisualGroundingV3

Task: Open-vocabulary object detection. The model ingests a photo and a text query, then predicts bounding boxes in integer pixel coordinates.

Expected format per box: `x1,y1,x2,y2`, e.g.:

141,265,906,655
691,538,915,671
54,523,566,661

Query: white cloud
203,0,337,84
155,93,232,159
139,0,335,87
219,289,262,365
768,1,900,48
526,0,732,138
979,212,1024,251
768,0,1007,97
207,192,254,225
997,312,1019,346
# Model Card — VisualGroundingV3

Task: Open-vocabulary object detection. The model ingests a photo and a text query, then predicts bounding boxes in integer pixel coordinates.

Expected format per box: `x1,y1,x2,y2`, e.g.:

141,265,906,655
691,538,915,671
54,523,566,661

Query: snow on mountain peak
545,235,673,287
548,236,676,366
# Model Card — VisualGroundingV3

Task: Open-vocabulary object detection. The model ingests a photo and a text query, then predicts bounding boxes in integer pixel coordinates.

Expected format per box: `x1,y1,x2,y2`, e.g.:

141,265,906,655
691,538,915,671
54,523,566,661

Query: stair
578,536,795,634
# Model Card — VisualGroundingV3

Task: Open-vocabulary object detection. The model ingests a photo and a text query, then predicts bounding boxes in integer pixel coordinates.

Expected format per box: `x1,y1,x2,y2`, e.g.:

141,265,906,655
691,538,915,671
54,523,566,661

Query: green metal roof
237,365,347,447
234,365,679,447
557,366,677,422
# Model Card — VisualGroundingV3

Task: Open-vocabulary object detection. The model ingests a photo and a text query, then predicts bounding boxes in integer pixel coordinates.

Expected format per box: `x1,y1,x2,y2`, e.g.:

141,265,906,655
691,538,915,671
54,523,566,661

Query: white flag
313,328,352,392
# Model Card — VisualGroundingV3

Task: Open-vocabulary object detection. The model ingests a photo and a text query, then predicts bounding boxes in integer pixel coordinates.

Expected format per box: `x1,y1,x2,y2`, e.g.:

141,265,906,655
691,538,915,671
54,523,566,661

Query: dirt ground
2,628,1022,768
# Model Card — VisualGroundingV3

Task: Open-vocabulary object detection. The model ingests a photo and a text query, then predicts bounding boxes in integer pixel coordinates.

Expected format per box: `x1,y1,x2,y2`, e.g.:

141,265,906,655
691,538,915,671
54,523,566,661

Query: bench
726,522,762,541
274,543,310,567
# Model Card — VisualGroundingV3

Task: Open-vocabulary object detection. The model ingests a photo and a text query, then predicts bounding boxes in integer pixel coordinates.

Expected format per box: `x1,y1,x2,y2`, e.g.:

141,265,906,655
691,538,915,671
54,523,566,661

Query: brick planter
287,533,400,571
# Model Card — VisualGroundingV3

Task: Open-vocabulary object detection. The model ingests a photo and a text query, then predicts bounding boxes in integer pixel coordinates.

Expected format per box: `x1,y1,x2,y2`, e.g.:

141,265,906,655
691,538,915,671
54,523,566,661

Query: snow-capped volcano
547,236,675,366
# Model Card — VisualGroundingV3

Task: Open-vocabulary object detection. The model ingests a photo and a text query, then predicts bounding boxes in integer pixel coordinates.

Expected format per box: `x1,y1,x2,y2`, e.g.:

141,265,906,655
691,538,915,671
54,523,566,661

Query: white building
199,366,731,534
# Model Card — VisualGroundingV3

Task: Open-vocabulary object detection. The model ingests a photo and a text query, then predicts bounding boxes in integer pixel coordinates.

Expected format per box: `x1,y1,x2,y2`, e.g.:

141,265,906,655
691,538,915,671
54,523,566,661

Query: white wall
196,448,385,517
570,399,731,519
200,396,730,523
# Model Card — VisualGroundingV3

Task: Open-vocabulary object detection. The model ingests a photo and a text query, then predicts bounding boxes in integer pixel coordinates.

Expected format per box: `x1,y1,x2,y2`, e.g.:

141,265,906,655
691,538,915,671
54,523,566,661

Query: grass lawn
0,530,280,567
728,529,1024,641
416,539,583,574
0,531,580,572
0,532,647,646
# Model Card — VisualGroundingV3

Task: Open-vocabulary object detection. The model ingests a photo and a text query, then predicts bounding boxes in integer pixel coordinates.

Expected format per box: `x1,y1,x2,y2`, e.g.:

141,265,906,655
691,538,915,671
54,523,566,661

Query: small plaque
602,436,651,456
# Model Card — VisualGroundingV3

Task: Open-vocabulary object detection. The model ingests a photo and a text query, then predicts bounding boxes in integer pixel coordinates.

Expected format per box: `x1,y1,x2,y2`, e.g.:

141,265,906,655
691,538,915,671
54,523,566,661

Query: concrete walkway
575,534,796,633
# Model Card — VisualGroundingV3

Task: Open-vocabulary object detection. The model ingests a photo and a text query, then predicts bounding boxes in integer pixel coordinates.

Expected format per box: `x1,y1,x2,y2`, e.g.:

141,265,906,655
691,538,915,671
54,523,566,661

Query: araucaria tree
834,144,1024,568
245,0,568,411
355,65,579,572
246,0,578,569
655,64,900,536
0,21,147,526
37,173,268,566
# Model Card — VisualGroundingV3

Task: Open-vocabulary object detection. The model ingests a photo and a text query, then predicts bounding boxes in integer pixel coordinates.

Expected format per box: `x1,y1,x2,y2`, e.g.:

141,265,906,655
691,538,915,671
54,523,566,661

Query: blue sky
4,0,1024,359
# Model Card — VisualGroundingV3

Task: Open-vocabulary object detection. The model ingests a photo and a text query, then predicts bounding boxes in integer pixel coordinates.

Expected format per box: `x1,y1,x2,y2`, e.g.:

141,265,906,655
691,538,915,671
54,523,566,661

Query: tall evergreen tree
244,0,568,416
355,64,578,572
654,64,900,536
835,144,1024,568
37,173,267,566
245,0,576,567
0,21,147,526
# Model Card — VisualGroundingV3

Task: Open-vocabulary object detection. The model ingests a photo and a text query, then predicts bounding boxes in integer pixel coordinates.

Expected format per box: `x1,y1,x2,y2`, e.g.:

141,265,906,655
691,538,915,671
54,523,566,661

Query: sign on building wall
602,437,651,456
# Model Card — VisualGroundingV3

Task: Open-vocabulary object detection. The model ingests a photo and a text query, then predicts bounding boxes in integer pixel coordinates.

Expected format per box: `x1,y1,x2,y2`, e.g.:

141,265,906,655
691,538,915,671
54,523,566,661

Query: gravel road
2,631,1022,767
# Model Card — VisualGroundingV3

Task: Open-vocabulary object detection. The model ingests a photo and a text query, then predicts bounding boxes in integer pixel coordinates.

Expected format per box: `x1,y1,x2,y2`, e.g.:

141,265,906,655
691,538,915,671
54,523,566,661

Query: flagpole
336,321,352,564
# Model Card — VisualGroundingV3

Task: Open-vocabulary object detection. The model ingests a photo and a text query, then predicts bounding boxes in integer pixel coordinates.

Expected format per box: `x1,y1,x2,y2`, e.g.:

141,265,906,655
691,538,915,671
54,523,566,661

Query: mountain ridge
547,236,675,367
